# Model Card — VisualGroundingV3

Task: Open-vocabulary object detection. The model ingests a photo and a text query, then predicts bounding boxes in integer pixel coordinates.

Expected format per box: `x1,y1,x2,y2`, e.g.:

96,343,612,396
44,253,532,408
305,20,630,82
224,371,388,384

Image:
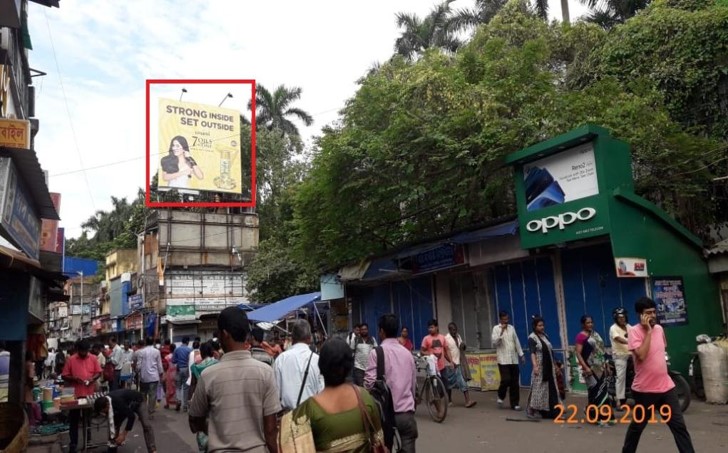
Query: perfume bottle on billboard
214,140,238,190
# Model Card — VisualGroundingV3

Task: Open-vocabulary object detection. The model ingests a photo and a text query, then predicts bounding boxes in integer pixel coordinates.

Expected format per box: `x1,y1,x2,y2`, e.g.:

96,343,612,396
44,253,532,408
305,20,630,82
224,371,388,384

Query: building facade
141,209,259,342
0,0,62,404
336,126,725,392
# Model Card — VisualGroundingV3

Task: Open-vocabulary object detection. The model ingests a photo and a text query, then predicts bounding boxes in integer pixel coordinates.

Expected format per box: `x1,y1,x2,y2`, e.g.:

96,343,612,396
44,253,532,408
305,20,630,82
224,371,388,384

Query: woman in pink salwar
164,343,177,409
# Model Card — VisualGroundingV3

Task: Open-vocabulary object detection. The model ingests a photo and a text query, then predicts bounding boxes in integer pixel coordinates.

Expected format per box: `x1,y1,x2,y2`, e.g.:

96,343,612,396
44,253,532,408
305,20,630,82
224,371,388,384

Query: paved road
108,390,727,453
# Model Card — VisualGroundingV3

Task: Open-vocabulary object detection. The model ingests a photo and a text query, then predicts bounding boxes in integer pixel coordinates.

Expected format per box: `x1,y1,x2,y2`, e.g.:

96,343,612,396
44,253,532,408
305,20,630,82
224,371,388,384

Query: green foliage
587,1,728,140
293,4,724,270
66,189,146,261
245,237,318,303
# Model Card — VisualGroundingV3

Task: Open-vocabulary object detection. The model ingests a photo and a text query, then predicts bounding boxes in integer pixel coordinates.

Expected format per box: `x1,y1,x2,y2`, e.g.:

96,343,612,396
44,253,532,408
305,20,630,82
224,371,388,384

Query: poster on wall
652,277,688,326
614,257,649,278
157,98,241,194
523,143,598,212
479,353,501,391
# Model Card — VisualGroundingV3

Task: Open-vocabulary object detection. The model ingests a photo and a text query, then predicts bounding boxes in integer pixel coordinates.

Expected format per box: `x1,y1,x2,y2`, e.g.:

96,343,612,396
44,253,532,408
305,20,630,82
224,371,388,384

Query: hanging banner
652,277,688,327
479,353,501,391
157,98,241,194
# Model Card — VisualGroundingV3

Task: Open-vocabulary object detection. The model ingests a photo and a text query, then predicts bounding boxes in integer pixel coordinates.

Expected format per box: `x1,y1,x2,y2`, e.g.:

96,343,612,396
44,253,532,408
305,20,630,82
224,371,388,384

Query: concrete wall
105,249,138,282
156,210,259,268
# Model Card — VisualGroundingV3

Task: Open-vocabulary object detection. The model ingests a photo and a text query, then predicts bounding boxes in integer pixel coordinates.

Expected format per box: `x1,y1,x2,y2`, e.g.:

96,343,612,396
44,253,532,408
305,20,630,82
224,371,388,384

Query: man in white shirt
610,307,630,407
274,319,324,410
349,322,377,386
109,337,124,391
491,311,525,410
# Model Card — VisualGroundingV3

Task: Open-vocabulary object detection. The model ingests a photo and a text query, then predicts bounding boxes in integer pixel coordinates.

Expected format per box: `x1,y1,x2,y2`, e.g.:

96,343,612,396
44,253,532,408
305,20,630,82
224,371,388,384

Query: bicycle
413,353,449,423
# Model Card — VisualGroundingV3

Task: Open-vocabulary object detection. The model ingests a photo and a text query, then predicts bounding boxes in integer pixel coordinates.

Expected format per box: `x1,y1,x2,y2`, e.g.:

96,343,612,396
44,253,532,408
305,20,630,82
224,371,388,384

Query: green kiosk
504,125,723,388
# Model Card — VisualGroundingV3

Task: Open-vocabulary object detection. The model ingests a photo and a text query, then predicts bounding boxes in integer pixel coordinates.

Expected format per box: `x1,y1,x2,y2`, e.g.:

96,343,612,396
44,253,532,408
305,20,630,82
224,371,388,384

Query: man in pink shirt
365,314,418,453
622,297,694,453
62,339,102,453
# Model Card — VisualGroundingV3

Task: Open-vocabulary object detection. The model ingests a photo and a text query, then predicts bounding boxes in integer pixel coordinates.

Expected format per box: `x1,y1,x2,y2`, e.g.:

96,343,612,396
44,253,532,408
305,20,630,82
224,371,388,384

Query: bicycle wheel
425,375,449,423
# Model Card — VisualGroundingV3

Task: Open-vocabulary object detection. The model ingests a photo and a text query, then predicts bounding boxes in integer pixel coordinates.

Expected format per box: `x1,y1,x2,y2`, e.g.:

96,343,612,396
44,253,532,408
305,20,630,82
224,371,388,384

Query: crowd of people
46,295,696,453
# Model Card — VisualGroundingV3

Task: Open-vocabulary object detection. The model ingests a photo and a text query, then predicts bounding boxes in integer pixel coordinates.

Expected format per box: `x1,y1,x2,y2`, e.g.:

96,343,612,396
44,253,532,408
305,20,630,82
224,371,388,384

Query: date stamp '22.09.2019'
553,404,673,425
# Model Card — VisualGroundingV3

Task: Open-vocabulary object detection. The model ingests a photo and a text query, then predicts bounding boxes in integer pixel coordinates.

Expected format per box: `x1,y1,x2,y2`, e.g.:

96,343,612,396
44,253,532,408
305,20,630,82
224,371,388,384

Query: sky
26,0,589,240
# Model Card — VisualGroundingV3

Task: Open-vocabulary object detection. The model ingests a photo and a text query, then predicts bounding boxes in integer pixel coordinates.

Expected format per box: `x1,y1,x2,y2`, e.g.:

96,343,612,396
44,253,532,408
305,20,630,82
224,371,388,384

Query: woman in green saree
288,338,384,453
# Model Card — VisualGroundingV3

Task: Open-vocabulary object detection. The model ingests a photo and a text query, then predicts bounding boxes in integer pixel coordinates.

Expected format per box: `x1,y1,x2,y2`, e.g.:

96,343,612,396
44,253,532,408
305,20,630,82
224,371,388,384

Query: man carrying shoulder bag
365,314,417,453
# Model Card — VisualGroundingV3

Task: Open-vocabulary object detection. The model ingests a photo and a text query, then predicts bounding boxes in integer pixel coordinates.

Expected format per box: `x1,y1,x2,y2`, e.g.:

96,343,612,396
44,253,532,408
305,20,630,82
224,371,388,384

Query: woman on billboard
160,136,204,188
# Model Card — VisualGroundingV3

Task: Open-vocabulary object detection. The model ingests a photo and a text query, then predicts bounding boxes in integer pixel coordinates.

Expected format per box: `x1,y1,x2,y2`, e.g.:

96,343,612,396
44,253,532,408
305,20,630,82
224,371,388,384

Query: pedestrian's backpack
369,346,398,451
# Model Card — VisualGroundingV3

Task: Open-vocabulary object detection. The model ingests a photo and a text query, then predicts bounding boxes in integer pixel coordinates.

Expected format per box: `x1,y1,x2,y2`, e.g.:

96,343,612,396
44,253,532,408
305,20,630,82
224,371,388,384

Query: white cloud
27,0,590,239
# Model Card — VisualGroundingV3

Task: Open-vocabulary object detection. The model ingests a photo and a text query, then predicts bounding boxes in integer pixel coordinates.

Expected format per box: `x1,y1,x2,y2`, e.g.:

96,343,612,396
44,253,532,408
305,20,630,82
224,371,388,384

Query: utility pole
77,271,84,338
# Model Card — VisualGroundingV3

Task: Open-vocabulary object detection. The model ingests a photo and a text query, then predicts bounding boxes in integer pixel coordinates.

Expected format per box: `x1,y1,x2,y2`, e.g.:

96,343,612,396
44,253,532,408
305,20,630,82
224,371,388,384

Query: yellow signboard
157,99,241,193
0,118,30,149
479,353,501,391
466,354,482,389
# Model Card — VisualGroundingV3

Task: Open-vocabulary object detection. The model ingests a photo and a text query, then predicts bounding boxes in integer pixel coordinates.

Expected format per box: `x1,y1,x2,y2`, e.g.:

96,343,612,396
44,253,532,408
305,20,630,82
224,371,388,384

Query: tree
579,0,650,28
293,2,723,271
394,0,463,60
248,84,313,137
451,0,510,31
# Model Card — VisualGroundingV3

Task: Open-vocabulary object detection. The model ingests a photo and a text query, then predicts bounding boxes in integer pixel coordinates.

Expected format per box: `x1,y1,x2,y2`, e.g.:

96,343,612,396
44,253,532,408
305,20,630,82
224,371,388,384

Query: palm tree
580,0,650,29
248,84,313,137
450,0,508,30
394,0,462,61
450,0,569,29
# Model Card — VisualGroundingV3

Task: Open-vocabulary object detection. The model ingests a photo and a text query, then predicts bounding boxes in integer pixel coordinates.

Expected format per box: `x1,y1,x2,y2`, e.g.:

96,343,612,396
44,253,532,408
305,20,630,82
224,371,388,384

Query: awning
245,292,321,322
450,221,518,244
0,147,60,219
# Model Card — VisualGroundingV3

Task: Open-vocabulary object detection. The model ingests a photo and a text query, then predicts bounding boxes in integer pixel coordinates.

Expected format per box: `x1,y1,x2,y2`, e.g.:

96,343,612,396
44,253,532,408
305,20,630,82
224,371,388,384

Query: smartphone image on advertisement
524,167,565,212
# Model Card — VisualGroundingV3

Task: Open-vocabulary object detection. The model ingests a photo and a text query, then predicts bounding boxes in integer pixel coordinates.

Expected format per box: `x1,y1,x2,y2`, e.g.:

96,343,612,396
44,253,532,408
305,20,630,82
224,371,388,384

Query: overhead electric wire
43,9,96,211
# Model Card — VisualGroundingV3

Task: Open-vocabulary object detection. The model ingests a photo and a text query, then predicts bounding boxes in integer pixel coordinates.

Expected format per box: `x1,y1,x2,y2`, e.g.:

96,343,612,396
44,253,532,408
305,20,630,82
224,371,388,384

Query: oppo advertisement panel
523,143,599,213
157,98,241,193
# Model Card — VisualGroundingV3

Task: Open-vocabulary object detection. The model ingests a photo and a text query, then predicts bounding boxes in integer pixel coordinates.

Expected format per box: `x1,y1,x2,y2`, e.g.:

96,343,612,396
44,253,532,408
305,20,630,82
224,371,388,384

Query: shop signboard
506,127,624,250
400,243,466,274
166,302,195,322
652,277,688,327
128,294,143,311
0,118,30,149
156,98,242,194
0,158,41,259
614,257,649,278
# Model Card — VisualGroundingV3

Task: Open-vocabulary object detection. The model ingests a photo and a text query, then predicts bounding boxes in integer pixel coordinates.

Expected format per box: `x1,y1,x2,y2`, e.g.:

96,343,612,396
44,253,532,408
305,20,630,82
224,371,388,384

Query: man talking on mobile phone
622,297,695,453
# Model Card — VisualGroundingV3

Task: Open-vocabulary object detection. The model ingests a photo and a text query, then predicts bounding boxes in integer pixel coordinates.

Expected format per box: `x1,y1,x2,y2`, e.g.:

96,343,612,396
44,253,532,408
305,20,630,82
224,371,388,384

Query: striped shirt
188,350,281,452
491,324,524,365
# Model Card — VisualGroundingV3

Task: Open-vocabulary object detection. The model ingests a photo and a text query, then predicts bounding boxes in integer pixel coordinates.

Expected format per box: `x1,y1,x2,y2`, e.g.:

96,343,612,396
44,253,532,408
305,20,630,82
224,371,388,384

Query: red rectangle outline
145,79,256,208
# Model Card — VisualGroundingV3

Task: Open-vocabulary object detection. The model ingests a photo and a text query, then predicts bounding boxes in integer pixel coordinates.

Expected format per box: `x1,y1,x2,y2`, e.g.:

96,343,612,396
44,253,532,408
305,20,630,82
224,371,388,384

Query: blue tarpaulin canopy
244,292,322,322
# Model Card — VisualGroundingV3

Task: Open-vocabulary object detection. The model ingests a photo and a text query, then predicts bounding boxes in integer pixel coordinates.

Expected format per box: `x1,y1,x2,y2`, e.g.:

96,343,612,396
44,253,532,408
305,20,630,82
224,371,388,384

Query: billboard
156,98,241,194
40,193,61,252
523,142,599,212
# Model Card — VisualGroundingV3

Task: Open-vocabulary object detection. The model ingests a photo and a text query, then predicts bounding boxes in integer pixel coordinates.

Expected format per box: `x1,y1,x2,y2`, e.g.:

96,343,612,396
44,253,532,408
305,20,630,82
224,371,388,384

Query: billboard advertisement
40,193,61,252
523,143,599,212
157,98,241,194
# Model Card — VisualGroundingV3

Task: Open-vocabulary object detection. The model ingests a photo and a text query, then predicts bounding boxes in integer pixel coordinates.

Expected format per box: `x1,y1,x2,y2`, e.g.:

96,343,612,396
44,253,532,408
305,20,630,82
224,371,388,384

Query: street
106,390,727,453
